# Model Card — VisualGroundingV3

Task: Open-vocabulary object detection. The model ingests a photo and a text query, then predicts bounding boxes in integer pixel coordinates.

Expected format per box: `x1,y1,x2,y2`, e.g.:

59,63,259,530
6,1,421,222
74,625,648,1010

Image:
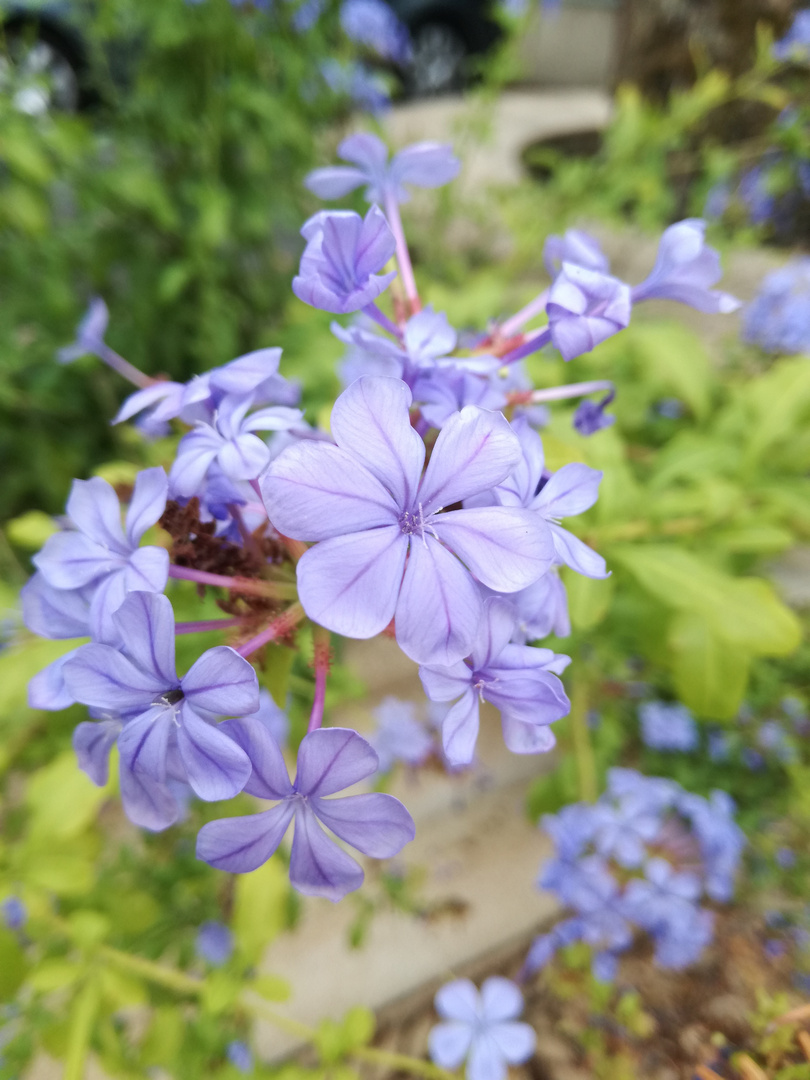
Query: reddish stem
237,604,305,658
168,564,283,598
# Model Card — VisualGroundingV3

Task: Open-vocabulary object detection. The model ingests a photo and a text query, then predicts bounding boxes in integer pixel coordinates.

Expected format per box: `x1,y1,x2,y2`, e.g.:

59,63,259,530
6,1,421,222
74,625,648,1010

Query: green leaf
340,1005,375,1050
668,611,750,719
611,545,801,656
140,1007,185,1068
0,927,28,998
28,959,84,993
743,357,810,467
5,510,57,550
26,750,111,841
313,1010,373,1067
232,854,287,959
201,970,240,1015
20,847,97,897
251,973,290,1002
628,322,712,421
64,977,101,1080
563,570,614,631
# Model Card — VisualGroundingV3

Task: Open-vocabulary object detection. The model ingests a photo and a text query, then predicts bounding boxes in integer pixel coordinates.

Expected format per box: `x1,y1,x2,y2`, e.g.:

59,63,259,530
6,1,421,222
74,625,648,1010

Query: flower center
398,504,436,543
156,688,184,707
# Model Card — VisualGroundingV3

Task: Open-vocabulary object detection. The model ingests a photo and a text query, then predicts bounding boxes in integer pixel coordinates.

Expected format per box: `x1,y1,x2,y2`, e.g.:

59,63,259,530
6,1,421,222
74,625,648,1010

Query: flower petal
21,574,90,639
34,532,123,589
66,476,128,553
112,592,176,685
305,164,369,198
533,463,602,519
177,705,252,801
124,545,170,594
262,443,399,541
489,1021,537,1065
125,467,169,546
73,720,120,786
88,571,128,644
118,707,173,783
467,1034,508,1080
548,523,608,579
297,526,407,639
435,979,479,1022
289,804,365,901
295,727,379,797
469,596,517,670
28,651,79,711
441,689,480,766
418,659,472,702
418,406,520,514
63,643,165,710
395,537,482,665
433,507,554,592
119,762,180,832
311,792,415,856
196,803,295,873
330,376,425,508
427,1023,473,1070
181,646,260,717
169,430,222,499
480,977,524,1022
218,716,293,800
218,433,271,482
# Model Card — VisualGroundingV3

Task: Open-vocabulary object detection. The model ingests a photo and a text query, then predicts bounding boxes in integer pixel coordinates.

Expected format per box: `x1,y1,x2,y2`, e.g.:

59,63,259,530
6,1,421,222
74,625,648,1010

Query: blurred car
386,0,501,95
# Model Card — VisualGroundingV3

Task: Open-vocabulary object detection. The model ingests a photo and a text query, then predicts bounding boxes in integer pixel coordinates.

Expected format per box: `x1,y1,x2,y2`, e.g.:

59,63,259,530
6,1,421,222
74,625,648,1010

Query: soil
368,909,808,1080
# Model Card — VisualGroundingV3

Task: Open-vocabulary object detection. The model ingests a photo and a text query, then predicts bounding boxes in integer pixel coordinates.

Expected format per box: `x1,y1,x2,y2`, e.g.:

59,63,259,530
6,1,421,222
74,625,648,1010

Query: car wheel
0,26,81,114
406,21,468,96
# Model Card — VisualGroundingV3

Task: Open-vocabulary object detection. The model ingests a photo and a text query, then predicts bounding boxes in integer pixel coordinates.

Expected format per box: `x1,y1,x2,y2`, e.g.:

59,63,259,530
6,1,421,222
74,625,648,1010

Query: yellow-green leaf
668,612,750,719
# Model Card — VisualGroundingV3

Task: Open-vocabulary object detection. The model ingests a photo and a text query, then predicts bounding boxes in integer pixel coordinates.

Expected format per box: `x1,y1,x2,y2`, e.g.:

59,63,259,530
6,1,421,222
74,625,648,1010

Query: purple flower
56,297,109,364
244,688,290,748
195,921,234,966
63,592,258,814
262,376,554,665
419,597,570,766
169,395,302,499
773,10,810,62
507,569,570,643
320,59,391,114
547,264,632,361
777,847,797,869
368,696,434,772
482,419,607,580
414,367,508,430
428,977,536,1080
340,0,411,64
543,229,609,280
742,259,810,355
1,897,26,931
306,132,459,204
32,469,169,642
293,207,397,314
573,389,616,436
226,1041,253,1073
639,701,698,752
707,729,731,762
631,220,740,314
196,725,415,901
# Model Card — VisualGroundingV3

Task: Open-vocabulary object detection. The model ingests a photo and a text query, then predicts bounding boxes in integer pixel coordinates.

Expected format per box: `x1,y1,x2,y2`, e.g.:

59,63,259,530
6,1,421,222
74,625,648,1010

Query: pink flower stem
364,302,402,339
383,191,420,315
237,603,305,658
175,618,246,634
499,289,550,338
168,564,293,599
99,344,155,389
508,379,614,406
500,326,552,365
307,626,331,733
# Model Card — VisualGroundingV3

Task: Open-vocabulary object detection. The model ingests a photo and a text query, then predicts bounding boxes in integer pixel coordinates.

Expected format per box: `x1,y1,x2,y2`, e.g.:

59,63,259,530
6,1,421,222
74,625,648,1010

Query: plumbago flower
525,769,745,981
64,592,258,824
23,128,744,925
419,597,570,765
262,375,554,664
32,469,169,642
197,725,414,900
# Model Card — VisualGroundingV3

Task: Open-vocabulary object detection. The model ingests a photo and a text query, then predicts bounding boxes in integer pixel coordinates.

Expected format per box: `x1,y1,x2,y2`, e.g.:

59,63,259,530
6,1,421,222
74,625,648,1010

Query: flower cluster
525,768,745,981
743,258,810,355
23,131,738,905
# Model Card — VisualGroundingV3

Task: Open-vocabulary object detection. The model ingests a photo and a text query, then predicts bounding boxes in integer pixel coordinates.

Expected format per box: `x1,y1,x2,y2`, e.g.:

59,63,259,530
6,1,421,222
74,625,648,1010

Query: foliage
0,0,359,523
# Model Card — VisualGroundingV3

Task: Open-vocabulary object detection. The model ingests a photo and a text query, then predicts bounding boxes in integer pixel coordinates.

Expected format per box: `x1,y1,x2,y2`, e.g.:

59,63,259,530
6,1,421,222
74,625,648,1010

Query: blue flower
195,921,234,966
639,701,698,752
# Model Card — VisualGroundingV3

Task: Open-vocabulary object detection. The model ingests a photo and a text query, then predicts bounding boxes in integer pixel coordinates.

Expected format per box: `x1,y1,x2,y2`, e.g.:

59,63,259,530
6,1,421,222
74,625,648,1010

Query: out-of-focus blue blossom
340,0,411,64
773,10,810,63
57,297,109,364
226,1040,254,1072
757,720,796,764
704,181,731,221
320,58,391,113
1,897,26,931
573,390,615,436
655,398,685,420
776,847,797,869
290,0,323,31
639,700,698,752
195,921,235,966
707,729,731,762
367,696,434,772
525,769,744,980
742,747,766,772
739,165,776,226
765,938,787,959
782,695,808,726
